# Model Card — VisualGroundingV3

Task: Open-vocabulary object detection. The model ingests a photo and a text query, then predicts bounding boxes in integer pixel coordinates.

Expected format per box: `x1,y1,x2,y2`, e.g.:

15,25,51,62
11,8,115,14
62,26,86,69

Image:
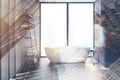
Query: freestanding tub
45,47,90,63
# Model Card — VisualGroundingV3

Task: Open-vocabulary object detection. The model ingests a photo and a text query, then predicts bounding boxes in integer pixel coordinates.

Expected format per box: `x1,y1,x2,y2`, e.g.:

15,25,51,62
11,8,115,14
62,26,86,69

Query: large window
69,4,93,47
41,3,94,56
41,4,67,56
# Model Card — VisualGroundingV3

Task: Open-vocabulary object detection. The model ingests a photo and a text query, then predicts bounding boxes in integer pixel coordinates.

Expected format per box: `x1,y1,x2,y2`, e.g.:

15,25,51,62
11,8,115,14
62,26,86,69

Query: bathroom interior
0,0,120,80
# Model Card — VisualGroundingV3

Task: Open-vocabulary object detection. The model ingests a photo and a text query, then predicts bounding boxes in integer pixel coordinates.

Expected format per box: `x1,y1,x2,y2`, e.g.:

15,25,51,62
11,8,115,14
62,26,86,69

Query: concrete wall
95,0,120,67
1,38,26,80
1,54,9,80
15,38,26,72
0,0,39,80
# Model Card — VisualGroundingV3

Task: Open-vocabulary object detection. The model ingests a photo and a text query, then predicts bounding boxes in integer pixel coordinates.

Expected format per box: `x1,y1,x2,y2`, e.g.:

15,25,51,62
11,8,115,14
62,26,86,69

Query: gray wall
1,38,26,80
0,0,39,80
95,0,120,67
15,38,26,72
1,54,9,80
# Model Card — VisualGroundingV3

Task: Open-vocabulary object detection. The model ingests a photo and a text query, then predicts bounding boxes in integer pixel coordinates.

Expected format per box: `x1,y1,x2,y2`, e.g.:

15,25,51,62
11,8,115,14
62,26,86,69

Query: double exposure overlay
0,0,120,80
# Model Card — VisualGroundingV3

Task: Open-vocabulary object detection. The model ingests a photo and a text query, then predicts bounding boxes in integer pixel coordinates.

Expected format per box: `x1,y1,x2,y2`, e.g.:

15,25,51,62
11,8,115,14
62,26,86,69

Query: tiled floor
101,58,120,80
13,58,111,80
12,57,120,80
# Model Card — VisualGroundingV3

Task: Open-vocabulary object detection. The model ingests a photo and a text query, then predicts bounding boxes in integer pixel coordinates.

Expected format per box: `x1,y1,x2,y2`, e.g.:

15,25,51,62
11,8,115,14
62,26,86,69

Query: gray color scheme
13,58,108,80
101,58,120,80
45,47,90,63
95,0,120,67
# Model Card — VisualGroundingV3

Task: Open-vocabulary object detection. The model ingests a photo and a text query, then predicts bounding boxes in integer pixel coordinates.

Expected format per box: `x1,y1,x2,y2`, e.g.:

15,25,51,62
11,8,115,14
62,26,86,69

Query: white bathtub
45,47,90,63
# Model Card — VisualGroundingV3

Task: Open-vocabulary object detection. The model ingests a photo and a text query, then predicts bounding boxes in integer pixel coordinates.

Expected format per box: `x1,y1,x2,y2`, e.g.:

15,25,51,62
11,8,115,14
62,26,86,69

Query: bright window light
41,4,67,56
41,3,94,56
69,3,93,48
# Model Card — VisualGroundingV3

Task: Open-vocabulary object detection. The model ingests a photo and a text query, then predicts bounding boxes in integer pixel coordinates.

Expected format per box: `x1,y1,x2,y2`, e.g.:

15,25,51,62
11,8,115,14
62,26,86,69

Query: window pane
69,3,93,48
41,4,67,56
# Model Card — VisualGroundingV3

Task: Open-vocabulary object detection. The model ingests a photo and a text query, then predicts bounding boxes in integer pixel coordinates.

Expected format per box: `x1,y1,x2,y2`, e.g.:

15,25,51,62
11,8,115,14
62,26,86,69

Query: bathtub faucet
88,49,96,57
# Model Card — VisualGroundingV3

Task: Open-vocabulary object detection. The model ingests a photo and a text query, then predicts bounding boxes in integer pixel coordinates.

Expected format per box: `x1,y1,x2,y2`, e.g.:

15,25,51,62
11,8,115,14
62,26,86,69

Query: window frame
40,2,95,57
